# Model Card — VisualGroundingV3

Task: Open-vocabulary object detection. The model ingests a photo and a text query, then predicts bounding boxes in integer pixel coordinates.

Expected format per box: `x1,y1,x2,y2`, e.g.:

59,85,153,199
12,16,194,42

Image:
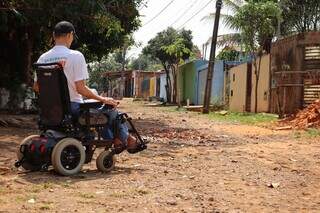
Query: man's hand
101,97,119,108
33,82,39,93
75,80,119,107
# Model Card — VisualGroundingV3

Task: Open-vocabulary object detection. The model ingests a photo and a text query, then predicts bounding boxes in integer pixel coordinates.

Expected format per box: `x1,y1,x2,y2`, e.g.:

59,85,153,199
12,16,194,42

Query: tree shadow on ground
1,116,240,181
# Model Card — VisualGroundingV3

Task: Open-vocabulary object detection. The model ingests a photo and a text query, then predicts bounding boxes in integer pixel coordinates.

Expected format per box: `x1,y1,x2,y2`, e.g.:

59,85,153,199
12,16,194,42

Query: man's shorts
70,102,129,144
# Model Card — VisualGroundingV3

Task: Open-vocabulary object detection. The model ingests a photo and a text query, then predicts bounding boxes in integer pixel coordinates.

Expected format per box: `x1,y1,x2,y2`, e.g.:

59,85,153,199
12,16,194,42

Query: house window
305,46,320,70
231,90,234,97
264,91,268,100
233,73,236,82
305,46,320,60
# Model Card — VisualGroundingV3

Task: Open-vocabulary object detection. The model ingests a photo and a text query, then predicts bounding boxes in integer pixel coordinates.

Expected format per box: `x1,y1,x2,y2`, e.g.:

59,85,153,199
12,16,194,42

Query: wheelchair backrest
34,63,71,127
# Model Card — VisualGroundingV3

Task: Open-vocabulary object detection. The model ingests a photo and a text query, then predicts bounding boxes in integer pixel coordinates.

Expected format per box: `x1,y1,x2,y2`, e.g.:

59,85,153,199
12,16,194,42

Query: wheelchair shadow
18,165,147,185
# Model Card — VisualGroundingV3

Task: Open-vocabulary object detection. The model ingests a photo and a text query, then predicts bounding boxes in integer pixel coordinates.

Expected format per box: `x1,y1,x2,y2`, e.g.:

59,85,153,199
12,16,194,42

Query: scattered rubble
280,99,320,129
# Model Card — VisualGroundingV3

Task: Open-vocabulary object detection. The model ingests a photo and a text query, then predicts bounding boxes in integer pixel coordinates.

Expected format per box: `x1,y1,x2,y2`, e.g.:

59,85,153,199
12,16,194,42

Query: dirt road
1,100,320,212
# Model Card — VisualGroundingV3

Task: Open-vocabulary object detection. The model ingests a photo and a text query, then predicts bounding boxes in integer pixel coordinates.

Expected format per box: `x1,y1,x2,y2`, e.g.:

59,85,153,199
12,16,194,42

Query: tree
0,0,143,108
113,35,135,98
129,54,162,71
216,46,241,61
203,0,281,113
88,54,122,92
280,0,320,34
202,0,278,53
163,38,193,105
228,1,281,113
143,27,194,103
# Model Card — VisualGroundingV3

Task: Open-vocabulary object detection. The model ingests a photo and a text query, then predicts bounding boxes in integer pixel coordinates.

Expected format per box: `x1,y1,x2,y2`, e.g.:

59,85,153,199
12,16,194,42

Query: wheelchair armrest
79,100,115,110
80,100,103,110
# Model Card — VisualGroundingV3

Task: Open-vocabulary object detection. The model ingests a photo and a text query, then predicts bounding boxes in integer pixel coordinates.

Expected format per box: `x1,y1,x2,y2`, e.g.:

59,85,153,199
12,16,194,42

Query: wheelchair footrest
127,143,147,154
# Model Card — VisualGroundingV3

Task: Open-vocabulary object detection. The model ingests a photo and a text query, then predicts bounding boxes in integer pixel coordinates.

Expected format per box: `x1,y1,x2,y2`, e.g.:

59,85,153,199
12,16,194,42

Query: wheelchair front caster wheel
51,138,85,176
96,150,115,173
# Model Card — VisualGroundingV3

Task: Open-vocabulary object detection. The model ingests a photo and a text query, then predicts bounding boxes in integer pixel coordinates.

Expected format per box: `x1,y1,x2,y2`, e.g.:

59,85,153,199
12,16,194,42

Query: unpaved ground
1,100,320,212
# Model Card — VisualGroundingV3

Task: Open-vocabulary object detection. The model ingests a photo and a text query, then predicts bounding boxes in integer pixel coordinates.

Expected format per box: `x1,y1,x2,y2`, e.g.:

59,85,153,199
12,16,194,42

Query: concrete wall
251,54,270,112
179,60,216,105
133,71,161,99
197,60,225,105
179,61,197,104
229,63,248,112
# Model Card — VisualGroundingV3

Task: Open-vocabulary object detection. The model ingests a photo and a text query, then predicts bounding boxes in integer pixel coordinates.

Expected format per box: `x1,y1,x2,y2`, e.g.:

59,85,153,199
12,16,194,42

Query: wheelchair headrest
33,62,63,70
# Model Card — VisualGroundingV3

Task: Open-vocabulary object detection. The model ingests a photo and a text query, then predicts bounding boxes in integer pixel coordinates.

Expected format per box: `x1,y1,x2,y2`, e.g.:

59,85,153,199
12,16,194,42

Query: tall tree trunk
171,64,177,104
22,29,34,85
175,63,182,107
253,51,263,113
163,63,172,103
120,47,127,98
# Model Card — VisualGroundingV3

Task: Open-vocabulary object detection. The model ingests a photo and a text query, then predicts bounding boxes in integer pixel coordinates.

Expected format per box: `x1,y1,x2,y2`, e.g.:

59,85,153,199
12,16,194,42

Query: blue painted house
178,59,227,105
178,59,245,105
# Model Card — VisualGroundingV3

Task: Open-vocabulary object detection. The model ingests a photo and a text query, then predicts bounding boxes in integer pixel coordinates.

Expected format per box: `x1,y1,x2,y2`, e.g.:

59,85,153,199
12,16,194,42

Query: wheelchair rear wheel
96,150,115,173
51,138,85,176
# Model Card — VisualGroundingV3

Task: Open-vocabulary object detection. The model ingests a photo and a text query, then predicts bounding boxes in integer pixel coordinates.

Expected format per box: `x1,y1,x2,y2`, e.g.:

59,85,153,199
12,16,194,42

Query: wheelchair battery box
20,136,58,167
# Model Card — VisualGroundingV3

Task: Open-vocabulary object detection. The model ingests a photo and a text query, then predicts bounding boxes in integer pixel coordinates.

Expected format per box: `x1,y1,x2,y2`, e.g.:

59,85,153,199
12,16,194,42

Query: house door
197,69,207,105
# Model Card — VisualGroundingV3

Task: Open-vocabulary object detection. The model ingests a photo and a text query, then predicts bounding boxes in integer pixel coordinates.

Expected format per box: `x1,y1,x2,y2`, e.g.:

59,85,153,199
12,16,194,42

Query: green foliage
143,27,195,103
216,47,240,61
280,0,320,34
143,27,194,67
227,0,281,53
88,54,122,91
129,54,162,71
162,38,193,65
0,0,143,88
0,0,143,109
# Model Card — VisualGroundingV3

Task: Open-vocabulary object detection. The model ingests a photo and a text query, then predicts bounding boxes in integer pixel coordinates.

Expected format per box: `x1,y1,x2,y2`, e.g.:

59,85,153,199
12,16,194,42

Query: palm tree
202,0,281,113
201,0,244,58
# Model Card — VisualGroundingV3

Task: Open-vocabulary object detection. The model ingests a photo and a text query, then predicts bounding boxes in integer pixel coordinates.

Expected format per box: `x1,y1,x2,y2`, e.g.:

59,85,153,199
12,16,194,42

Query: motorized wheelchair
15,63,147,176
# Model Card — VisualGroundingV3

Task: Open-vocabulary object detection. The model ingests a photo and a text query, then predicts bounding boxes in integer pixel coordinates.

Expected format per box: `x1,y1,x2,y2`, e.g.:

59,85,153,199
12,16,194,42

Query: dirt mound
280,99,320,129
0,115,37,128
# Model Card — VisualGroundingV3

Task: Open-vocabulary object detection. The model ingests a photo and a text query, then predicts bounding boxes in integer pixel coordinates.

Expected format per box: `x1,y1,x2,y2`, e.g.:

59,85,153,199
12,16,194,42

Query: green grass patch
79,192,95,199
306,128,320,138
40,205,50,210
164,106,186,112
293,129,320,139
42,182,54,190
161,106,278,125
0,186,6,194
205,112,278,125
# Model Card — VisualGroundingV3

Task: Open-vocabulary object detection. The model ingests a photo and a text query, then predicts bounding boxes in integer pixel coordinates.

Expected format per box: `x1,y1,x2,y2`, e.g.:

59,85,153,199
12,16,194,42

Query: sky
129,0,235,59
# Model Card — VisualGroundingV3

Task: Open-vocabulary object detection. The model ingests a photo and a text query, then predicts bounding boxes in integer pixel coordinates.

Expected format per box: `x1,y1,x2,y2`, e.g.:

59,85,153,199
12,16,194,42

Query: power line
177,0,214,30
169,0,199,27
142,0,176,27
138,0,149,10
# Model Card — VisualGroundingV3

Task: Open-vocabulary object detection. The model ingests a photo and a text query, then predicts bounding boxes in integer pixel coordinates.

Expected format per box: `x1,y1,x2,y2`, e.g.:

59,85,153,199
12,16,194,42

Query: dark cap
54,21,78,39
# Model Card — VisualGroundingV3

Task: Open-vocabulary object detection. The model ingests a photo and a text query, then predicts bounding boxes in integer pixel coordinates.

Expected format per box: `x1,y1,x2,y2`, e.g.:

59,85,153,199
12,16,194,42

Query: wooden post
203,0,222,114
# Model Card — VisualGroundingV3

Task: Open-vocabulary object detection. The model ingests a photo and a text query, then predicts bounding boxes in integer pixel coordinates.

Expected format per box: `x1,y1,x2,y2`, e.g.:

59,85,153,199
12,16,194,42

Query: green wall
179,62,197,104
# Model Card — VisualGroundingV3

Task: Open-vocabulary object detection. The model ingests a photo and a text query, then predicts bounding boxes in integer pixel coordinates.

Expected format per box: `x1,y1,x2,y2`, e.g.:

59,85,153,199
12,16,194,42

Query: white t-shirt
36,45,89,103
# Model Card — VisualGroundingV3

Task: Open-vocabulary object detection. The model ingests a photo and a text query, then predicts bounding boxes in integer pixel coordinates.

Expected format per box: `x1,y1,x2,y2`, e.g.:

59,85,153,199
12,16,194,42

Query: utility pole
203,0,222,114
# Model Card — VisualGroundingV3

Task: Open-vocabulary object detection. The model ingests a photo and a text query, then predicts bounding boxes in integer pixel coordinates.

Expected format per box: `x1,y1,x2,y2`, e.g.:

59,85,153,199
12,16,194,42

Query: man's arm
75,80,118,106
33,81,39,93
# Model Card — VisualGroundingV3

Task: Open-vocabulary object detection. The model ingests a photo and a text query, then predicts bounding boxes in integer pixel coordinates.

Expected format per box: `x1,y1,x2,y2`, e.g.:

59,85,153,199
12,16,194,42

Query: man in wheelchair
15,21,147,176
